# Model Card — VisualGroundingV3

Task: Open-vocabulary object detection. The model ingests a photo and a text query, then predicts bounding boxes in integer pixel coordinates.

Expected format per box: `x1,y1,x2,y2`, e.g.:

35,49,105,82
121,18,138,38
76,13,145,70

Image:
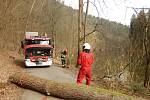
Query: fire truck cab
21,32,53,67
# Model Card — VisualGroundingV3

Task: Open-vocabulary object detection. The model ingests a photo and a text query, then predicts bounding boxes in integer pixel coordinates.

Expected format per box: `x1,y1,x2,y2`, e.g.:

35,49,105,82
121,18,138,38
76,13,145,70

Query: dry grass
0,51,23,100
0,83,22,100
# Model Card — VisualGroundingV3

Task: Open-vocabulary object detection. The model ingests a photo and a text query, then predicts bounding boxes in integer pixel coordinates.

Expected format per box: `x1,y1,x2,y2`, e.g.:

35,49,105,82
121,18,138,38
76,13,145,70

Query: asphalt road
21,64,76,100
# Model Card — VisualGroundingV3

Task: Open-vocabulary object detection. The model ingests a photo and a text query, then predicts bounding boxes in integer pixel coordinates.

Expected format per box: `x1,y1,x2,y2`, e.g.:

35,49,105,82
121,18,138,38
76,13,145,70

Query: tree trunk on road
9,72,111,100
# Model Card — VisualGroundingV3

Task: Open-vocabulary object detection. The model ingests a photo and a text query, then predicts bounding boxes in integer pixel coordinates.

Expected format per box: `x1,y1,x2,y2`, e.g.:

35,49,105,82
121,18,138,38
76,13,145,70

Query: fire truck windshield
26,40,50,45
26,48,51,57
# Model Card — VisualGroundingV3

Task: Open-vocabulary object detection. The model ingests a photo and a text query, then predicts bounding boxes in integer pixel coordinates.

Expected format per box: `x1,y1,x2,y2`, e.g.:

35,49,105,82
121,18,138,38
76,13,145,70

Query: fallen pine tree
9,72,112,100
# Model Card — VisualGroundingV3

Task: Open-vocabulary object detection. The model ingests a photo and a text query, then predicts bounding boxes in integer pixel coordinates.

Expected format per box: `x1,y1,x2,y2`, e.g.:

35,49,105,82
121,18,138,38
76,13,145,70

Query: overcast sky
61,0,150,25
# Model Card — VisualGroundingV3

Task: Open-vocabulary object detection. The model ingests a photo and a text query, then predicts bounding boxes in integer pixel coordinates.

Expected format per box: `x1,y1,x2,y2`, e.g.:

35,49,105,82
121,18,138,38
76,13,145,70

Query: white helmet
83,43,91,50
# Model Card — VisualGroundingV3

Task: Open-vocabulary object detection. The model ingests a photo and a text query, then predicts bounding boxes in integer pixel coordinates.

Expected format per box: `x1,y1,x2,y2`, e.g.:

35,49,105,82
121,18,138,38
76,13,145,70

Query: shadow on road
14,59,25,68
14,59,50,68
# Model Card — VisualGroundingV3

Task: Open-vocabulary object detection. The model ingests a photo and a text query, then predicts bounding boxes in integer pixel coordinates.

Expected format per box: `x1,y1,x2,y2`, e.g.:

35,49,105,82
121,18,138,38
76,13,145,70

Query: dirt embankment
0,51,23,100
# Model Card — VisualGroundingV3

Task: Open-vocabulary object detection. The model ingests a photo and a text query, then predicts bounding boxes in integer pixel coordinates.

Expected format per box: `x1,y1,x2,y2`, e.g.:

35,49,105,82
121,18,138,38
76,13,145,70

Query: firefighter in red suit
77,43,94,85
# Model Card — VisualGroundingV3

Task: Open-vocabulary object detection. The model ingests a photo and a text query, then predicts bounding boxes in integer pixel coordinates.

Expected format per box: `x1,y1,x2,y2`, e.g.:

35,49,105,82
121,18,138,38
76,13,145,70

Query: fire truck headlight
31,59,36,62
48,58,51,61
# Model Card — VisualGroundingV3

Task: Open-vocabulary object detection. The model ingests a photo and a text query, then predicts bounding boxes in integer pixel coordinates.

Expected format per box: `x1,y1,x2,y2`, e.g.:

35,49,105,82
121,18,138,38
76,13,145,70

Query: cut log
9,72,112,100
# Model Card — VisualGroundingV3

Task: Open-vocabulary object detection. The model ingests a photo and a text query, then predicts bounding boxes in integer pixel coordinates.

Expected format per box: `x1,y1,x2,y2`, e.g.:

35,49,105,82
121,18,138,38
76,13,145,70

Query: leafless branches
82,0,101,42
83,0,89,42
25,0,37,32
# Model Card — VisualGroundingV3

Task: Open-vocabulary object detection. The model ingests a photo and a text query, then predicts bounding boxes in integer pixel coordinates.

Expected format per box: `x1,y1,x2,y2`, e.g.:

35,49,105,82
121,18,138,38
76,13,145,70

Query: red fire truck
21,32,53,67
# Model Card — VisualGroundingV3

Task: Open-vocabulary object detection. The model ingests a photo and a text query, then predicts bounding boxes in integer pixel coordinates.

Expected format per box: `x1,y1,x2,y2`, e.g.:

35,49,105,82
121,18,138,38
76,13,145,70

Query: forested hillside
129,10,150,88
0,0,128,60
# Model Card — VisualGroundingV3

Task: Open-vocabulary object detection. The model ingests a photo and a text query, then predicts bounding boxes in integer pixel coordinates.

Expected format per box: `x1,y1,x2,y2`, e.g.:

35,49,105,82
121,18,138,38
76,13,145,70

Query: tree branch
25,0,37,32
80,30,96,42
83,0,89,42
